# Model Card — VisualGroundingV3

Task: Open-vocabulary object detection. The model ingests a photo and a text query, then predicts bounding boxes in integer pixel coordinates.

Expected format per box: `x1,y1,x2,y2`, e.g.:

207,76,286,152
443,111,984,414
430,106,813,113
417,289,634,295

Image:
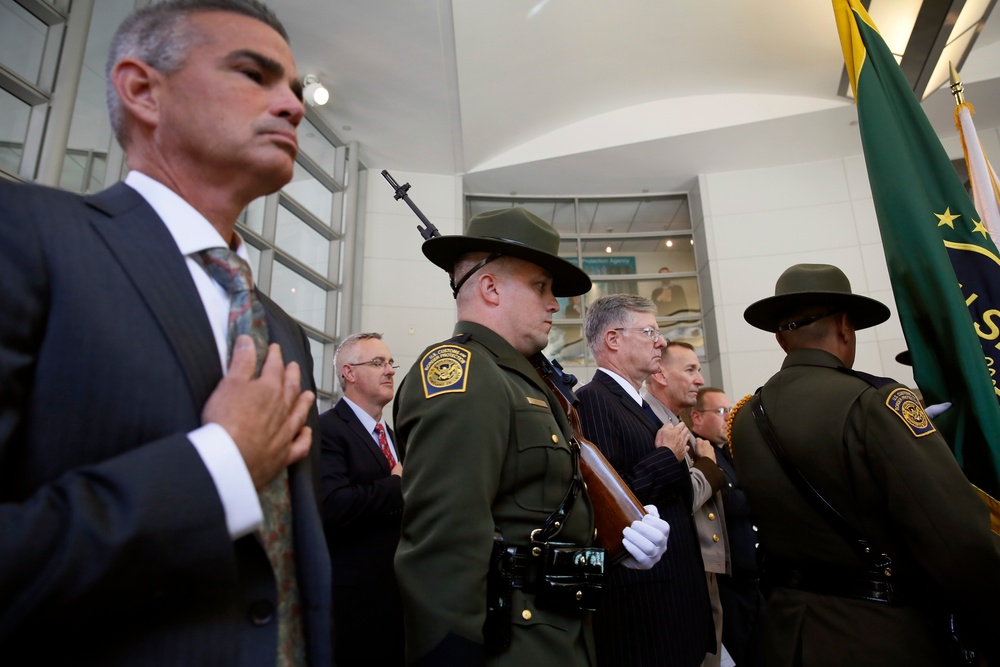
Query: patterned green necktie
198,248,306,666
199,249,269,376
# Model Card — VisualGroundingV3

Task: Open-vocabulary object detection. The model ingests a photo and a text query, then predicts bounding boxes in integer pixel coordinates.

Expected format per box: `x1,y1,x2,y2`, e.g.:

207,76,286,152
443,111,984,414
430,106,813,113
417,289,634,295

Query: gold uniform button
708,513,716,521
712,534,720,542
522,610,532,621
551,434,559,443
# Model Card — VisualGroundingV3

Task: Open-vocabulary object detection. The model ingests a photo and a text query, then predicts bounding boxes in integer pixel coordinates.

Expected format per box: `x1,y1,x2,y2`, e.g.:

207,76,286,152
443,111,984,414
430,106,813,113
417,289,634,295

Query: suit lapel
85,183,220,411
336,399,390,472
597,372,658,433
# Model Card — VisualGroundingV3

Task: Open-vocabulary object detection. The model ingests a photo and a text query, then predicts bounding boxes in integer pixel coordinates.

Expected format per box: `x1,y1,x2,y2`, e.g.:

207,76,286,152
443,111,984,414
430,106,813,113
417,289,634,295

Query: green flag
834,0,1000,502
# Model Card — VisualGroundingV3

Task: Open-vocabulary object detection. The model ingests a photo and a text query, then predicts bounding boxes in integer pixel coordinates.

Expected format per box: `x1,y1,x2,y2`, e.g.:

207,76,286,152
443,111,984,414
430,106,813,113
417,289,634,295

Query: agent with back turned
392,207,670,666
730,263,1000,666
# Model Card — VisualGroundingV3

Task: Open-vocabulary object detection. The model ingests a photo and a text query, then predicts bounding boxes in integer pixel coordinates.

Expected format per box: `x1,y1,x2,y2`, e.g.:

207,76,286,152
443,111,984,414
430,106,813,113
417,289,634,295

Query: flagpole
949,62,965,105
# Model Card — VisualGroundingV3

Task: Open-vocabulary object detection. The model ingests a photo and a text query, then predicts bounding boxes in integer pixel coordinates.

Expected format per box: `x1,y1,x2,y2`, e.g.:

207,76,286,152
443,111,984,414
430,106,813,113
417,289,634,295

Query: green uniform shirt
393,321,595,666
730,348,1000,666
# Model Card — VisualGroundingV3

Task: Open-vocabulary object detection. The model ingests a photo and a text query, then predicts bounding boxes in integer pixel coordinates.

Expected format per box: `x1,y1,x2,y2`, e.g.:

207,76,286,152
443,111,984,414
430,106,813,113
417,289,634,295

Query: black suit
577,371,713,667
0,180,331,665
319,399,404,665
710,438,765,667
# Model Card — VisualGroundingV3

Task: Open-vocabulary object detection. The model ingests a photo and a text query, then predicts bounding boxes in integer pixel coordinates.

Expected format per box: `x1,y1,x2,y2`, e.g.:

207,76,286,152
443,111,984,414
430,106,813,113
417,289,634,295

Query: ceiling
273,0,1000,197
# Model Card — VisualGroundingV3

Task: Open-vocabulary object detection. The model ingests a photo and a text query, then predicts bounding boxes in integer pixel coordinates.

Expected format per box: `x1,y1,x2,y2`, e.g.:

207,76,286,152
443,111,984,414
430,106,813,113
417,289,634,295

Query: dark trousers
332,578,404,666
718,573,765,667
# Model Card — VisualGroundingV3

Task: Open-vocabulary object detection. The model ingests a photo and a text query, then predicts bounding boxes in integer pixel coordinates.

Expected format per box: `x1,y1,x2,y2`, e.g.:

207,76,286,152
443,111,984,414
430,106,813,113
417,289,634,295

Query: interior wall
700,123,1000,402
358,170,463,415
358,124,1000,414
699,154,911,402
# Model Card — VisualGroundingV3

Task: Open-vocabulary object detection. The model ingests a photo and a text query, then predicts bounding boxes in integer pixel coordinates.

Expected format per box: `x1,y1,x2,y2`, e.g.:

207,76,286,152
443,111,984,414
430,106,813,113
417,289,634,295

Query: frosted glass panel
275,204,330,275
270,261,326,331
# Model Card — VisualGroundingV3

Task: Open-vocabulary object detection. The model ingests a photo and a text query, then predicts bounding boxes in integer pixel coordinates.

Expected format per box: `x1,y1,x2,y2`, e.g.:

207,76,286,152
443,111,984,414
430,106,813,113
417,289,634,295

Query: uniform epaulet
420,340,472,399
837,366,895,389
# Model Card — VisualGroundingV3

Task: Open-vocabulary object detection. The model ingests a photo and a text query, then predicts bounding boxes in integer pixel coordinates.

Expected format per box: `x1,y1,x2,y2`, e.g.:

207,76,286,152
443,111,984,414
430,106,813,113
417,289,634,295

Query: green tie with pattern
199,248,306,667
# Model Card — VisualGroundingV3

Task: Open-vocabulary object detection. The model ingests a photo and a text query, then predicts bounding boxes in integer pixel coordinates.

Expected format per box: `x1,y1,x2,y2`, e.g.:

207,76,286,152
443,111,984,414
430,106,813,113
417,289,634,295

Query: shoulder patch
885,388,936,437
420,345,471,399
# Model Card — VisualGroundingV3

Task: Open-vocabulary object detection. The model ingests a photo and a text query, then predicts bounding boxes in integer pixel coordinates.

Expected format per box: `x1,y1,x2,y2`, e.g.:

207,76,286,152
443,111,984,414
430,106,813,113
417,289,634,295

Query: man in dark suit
0,1,331,664
320,332,404,665
577,293,715,667
644,342,729,667
688,387,764,667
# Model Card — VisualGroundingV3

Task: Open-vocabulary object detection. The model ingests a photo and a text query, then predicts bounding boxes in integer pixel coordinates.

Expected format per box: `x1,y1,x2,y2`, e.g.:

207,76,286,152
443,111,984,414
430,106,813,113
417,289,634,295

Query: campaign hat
743,263,890,333
422,207,591,297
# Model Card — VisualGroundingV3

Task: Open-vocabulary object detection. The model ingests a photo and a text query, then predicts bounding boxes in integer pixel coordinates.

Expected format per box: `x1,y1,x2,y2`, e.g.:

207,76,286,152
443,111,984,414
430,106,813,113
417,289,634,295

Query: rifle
382,170,646,565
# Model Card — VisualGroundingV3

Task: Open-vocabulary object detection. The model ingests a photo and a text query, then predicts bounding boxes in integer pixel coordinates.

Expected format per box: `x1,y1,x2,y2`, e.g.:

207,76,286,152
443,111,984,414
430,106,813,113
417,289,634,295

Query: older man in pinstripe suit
577,294,714,667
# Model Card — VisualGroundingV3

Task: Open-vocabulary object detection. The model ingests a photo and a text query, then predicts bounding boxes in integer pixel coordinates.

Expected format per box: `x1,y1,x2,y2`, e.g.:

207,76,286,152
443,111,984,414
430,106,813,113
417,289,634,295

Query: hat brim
422,236,592,297
743,291,890,333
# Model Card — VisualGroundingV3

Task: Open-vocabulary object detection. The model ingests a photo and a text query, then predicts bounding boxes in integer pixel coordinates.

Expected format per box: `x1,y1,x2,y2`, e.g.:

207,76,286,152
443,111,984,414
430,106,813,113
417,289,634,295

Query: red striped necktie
375,423,397,467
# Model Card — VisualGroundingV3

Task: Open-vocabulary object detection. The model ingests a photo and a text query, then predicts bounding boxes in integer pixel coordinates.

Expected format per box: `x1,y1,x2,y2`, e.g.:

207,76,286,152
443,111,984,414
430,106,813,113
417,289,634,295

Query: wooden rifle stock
532,355,646,565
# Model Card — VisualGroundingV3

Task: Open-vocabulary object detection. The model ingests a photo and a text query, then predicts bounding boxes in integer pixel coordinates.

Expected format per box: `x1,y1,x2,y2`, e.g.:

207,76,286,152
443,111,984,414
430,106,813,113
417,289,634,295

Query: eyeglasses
348,357,399,370
697,407,732,416
613,327,662,342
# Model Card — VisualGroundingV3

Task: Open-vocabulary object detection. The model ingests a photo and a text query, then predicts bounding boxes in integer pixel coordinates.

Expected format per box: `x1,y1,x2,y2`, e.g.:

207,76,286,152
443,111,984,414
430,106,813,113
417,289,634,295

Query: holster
532,542,605,612
484,536,514,652
484,535,605,652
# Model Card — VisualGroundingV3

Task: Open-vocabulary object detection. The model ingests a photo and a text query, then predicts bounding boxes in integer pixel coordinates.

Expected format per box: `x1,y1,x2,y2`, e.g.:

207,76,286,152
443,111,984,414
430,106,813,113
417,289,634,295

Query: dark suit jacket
577,371,713,667
319,399,404,664
710,440,758,575
0,180,331,665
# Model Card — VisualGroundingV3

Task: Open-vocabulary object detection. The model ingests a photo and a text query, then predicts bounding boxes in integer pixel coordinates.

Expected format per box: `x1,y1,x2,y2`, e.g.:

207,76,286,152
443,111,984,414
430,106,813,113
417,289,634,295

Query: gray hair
106,0,288,148
333,332,384,391
584,293,656,356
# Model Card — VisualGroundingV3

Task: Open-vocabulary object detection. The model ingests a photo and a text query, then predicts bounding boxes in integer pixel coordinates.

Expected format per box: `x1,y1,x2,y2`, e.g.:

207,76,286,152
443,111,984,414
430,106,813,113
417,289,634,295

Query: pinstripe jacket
577,370,714,667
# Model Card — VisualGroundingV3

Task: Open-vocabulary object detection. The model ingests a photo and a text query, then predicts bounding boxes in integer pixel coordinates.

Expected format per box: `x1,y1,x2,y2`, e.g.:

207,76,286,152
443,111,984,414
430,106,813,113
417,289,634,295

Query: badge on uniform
420,345,470,399
885,388,937,437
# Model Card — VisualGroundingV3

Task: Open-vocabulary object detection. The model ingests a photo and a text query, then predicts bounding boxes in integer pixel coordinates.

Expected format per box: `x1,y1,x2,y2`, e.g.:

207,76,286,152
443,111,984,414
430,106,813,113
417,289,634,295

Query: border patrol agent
729,263,1000,667
392,208,670,666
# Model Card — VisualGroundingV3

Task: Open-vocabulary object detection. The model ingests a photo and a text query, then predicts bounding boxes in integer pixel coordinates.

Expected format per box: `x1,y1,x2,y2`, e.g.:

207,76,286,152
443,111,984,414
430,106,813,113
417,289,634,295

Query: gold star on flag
971,218,989,239
935,208,960,228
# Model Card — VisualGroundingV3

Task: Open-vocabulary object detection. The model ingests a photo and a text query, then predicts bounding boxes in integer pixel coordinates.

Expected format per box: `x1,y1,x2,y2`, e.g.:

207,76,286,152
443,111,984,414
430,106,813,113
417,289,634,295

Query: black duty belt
499,541,605,611
766,560,907,606
485,538,605,652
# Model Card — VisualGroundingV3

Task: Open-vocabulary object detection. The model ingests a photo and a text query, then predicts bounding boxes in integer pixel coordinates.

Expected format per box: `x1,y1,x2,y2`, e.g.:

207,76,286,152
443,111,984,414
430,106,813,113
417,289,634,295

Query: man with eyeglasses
319,332,404,665
687,388,764,667
577,294,715,667
643,341,729,667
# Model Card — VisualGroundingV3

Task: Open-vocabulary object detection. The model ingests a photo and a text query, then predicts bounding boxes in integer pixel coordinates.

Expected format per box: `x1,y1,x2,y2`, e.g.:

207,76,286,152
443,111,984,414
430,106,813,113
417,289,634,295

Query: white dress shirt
125,170,262,540
341,396,399,462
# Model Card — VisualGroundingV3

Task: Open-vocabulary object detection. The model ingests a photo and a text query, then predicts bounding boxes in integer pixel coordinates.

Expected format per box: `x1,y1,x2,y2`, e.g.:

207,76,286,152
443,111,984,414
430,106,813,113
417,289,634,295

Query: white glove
621,504,670,570
925,402,952,419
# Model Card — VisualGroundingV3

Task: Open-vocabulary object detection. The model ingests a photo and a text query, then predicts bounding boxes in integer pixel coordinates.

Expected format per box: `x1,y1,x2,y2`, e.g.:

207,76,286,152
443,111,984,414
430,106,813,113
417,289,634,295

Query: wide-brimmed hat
422,207,592,297
743,263,890,333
